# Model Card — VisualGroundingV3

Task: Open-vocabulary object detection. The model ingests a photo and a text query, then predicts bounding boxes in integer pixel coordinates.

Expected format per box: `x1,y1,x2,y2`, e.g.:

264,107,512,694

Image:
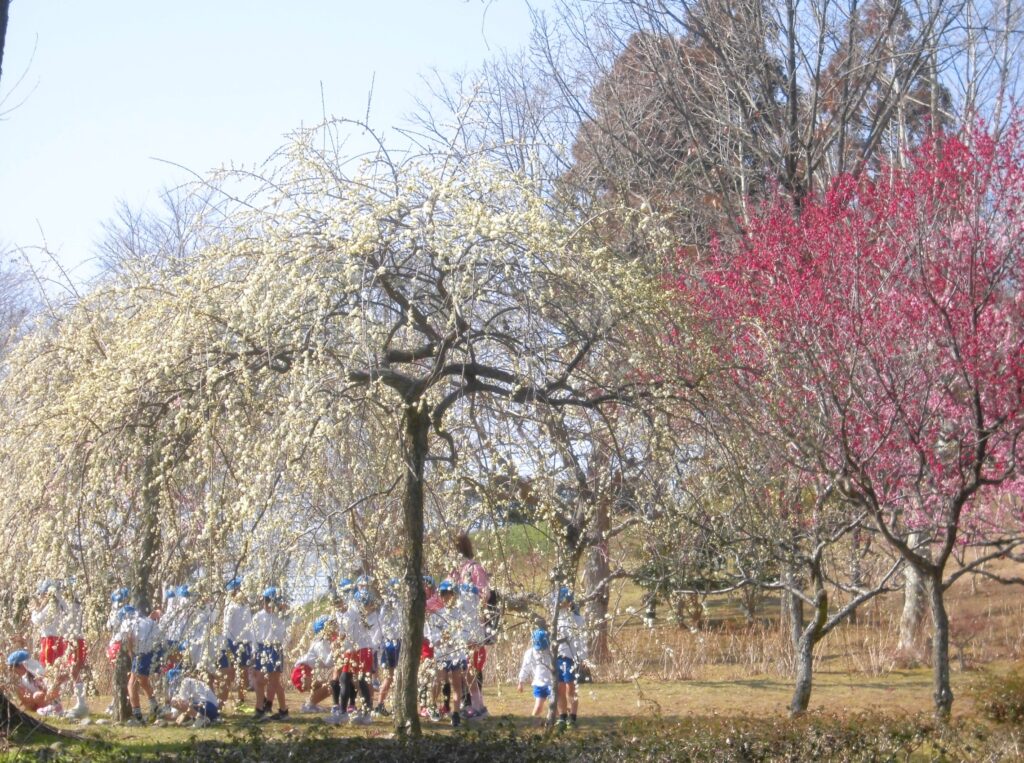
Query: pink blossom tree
675,117,1024,717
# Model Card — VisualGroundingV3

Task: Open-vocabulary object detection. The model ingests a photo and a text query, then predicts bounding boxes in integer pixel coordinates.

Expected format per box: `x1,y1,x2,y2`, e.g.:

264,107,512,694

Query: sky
0,0,551,282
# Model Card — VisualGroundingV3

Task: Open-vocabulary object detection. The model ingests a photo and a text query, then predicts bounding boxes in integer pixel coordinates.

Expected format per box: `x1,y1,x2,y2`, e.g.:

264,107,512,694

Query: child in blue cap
517,628,554,720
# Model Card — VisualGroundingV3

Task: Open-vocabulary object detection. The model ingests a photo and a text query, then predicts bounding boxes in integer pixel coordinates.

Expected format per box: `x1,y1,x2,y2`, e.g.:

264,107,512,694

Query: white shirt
427,606,467,663
31,598,65,638
295,637,334,669
250,609,289,645
518,646,554,688
378,600,404,643
174,676,218,706
120,615,162,654
556,611,589,662
339,605,377,650
458,591,485,645
223,599,251,642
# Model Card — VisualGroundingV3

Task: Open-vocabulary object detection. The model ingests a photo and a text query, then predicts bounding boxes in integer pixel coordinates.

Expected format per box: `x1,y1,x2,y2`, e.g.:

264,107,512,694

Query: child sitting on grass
517,628,554,721
165,667,219,728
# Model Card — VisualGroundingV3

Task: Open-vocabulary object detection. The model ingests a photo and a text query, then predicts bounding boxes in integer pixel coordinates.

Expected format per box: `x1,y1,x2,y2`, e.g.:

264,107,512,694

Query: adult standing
452,532,491,719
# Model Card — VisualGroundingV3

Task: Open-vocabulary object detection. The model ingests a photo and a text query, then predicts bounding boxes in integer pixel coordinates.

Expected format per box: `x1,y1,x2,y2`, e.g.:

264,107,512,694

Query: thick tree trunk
927,573,954,719
790,632,816,715
393,405,429,737
136,449,161,615
112,647,132,722
897,533,927,662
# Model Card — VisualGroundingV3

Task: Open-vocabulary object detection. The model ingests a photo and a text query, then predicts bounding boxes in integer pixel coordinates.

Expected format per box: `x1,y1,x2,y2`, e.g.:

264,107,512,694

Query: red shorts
39,636,67,667
421,638,434,661
290,663,311,692
106,642,122,663
341,648,373,676
67,638,87,667
471,646,487,672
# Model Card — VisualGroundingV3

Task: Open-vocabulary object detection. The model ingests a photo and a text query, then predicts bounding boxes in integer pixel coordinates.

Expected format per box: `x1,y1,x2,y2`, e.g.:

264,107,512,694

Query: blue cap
532,629,550,650
36,579,56,595
422,575,435,588
312,615,330,634
176,584,190,598
118,604,137,622
166,667,183,685
438,580,455,594
111,587,130,604
459,582,478,595
558,586,573,604
262,586,281,601
225,577,242,592
338,578,354,592
7,649,29,667
388,577,400,588
353,588,373,606
164,587,176,599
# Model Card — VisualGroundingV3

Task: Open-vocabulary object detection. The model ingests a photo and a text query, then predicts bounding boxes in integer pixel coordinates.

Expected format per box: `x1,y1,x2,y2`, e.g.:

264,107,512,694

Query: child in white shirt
517,628,554,719
250,586,291,721
165,667,219,728
292,614,335,712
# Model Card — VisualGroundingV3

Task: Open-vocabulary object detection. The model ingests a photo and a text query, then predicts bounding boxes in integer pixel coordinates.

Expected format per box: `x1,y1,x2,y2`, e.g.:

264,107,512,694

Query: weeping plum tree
674,117,1024,717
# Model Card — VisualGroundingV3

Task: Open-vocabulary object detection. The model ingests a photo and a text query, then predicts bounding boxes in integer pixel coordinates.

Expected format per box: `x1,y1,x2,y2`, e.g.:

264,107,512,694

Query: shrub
971,666,1024,723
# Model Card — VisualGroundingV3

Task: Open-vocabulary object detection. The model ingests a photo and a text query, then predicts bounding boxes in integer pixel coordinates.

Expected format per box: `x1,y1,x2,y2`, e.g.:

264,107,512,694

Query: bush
971,666,1024,723
4,713,1022,762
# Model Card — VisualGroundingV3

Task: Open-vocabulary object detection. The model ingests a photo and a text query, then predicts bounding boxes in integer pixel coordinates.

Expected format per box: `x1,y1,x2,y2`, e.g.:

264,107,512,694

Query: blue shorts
219,639,251,669
441,658,467,672
196,701,219,722
255,643,283,673
131,651,155,677
382,641,400,669
532,684,551,700
556,656,577,684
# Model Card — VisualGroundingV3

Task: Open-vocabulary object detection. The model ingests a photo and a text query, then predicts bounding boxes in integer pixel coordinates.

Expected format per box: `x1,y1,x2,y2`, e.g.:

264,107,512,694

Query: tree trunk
790,631,816,715
393,404,429,737
112,646,132,722
898,561,927,663
927,572,954,719
136,448,161,615
781,567,804,650
583,496,611,663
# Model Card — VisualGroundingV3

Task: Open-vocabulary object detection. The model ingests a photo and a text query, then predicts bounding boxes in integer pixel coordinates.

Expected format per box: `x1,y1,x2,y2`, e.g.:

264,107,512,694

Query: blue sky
0,1,550,280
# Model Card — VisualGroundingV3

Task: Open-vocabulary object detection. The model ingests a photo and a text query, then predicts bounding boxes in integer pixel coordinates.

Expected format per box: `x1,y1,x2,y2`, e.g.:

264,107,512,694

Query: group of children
6,572,589,731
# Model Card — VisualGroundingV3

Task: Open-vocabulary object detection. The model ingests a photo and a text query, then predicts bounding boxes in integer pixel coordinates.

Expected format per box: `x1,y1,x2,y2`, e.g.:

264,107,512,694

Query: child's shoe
427,707,441,723
37,702,63,717
300,702,322,713
266,709,290,722
372,703,390,717
350,711,372,726
323,706,347,725
192,715,211,728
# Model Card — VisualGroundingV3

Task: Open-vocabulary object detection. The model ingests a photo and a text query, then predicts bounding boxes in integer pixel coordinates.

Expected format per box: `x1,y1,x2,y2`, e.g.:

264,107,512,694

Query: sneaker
350,711,372,726
451,711,461,728
38,703,63,717
373,704,391,717
556,718,567,733
476,707,489,719
265,709,290,722
65,703,90,720
567,717,577,729
125,716,144,727
300,702,323,713
323,706,348,725
463,707,476,719
192,715,211,729
428,707,441,723
419,706,430,718
252,708,266,721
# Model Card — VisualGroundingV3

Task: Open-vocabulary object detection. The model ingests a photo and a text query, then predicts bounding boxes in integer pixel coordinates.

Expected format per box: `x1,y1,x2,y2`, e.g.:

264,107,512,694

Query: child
31,581,67,677
250,586,290,721
375,578,403,716
337,585,377,725
325,577,353,724
517,629,554,721
218,576,252,707
292,614,334,712
61,584,90,719
456,582,488,719
6,649,57,713
554,587,588,729
114,605,163,725
427,580,467,727
165,667,219,728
